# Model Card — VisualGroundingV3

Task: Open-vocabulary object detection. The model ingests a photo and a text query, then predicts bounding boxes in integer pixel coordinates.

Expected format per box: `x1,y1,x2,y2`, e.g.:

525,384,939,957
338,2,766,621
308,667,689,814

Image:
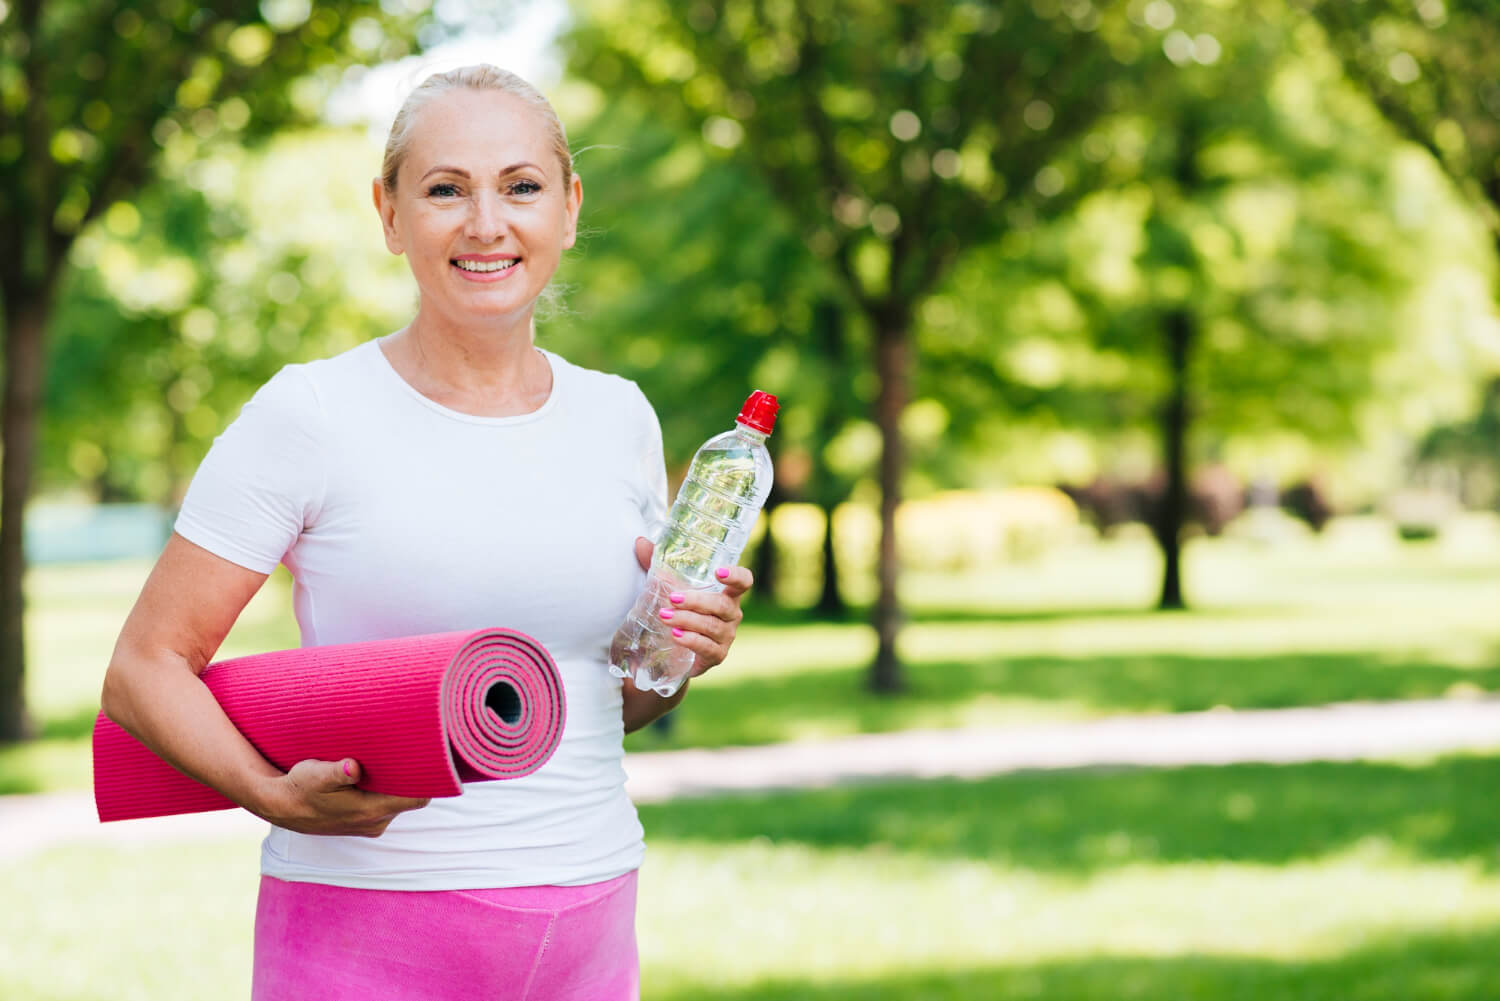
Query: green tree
43,128,413,505
546,91,862,612
919,2,1496,607
1415,376,1500,509
567,0,1160,690
1308,0,1500,252
0,1,424,741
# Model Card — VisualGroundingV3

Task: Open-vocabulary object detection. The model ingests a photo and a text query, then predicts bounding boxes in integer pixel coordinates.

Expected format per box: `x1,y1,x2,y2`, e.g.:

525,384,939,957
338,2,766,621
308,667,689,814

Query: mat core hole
485,681,523,725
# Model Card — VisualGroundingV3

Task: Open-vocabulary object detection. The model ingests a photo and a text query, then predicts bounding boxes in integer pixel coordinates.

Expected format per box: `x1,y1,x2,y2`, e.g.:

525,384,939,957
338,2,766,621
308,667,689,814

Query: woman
100,65,750,1000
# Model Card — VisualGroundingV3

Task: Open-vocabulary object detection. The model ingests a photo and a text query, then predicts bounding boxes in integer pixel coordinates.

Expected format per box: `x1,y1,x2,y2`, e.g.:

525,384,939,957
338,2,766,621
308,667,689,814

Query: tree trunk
816,501,844,618
0,287,49,742
1155,307,1193,611
810,299,848,620
869,312,910,692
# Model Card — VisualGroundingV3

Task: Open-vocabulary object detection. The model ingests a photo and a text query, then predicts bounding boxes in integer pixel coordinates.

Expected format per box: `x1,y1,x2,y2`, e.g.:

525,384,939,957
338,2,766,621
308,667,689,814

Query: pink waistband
252,871,639,1001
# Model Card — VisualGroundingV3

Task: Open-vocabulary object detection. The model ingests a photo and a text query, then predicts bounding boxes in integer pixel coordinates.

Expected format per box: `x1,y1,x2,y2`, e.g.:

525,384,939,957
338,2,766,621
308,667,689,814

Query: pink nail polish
672,627,684,638
342,760,353,777
658,608,674,620
669,593,685,604
715,567,730,580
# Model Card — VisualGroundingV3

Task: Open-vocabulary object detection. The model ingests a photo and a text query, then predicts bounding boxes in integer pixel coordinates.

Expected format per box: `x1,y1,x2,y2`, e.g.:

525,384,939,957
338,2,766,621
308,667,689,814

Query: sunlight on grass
638,754,1500,998
5,829,1493,1000
638,840,1500,997
5,757,1497,1001
714,621,876,677
0,837,262,1001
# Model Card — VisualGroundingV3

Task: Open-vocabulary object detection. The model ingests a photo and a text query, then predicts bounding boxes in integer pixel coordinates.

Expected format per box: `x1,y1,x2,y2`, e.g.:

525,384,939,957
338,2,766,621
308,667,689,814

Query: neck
380,305,553,417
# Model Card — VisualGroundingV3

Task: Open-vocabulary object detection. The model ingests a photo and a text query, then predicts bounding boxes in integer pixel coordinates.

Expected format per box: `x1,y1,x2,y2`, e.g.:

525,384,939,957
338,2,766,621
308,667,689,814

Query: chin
449,296,538,324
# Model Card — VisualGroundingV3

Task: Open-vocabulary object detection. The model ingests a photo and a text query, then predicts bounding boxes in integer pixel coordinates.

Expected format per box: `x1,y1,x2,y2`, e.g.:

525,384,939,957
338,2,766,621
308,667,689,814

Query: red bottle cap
736,391,779,435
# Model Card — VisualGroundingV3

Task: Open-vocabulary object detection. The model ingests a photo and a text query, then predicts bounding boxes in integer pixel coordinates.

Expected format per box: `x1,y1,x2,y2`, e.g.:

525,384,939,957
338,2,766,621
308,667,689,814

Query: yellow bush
813,489,1080,577
895,488,1079,570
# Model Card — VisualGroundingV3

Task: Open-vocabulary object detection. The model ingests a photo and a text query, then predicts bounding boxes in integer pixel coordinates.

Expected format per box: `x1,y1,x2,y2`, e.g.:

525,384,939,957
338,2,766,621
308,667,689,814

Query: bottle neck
734,421,769,444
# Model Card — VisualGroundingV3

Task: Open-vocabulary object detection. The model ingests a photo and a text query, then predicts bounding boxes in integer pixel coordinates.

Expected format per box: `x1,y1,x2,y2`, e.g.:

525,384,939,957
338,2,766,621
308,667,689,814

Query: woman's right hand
253,758,431,838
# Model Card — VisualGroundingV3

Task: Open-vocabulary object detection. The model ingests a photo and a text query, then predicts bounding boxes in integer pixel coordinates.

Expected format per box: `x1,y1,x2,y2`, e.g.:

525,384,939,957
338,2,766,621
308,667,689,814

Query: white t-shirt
174,339,668,890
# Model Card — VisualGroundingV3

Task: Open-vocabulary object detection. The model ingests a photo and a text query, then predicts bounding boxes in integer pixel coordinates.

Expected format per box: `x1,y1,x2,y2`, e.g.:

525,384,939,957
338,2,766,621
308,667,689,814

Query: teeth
454,258,519,273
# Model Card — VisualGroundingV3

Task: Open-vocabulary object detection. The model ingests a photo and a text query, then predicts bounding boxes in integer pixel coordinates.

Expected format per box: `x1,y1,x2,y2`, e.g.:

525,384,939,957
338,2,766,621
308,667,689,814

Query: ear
561,174,583,251
372,177,404,255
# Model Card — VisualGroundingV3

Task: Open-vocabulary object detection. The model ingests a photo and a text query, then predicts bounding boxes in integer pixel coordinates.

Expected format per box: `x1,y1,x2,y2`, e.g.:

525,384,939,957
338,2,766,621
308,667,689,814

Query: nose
464,189,507,244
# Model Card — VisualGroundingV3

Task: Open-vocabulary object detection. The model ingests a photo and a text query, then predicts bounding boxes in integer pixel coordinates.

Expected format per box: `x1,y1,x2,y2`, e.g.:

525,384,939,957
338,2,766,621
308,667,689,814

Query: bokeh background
3,1,1500,998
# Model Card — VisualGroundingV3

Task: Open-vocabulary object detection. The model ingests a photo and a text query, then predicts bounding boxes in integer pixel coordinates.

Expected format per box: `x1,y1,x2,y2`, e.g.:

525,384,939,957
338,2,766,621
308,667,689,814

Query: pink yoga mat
92,628,566,823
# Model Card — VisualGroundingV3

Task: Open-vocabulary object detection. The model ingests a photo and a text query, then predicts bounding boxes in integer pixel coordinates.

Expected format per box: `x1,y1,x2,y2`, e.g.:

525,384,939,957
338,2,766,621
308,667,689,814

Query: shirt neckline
366,338,563,427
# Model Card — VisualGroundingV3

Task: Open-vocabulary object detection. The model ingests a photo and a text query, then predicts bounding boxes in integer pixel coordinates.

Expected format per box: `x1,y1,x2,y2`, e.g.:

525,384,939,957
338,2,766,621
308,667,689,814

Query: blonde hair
381,65,573,193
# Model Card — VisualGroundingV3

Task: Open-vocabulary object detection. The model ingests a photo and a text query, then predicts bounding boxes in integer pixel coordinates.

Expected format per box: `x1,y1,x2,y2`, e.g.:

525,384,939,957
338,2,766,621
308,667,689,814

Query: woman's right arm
100,533,429,837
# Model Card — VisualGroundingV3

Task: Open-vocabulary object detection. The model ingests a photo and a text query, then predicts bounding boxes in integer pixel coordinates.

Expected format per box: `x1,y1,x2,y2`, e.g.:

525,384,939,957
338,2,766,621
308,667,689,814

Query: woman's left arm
621,537,753,733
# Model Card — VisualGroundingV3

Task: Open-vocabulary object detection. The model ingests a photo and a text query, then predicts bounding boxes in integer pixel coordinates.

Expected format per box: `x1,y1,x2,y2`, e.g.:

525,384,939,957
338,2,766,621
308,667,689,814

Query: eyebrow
418,162,543,182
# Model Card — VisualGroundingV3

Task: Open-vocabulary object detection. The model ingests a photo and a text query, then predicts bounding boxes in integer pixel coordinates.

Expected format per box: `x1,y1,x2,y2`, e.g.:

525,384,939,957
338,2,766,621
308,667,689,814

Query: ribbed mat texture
92,628,566,822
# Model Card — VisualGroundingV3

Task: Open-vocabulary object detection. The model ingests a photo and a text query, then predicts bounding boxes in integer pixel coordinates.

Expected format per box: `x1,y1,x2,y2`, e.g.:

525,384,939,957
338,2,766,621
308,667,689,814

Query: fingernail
715,568,730,580
658,608,674,620
668,593,685,604
342,760,353,777
672,627,684,638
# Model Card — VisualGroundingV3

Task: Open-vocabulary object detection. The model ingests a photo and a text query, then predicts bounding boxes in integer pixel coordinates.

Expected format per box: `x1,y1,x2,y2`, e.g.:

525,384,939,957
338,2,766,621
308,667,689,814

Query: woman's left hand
634,536,752,678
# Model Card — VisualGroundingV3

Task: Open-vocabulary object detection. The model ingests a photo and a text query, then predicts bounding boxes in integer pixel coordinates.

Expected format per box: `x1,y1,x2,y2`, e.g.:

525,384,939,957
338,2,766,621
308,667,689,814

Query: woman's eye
427,183,460,198
509,180,542,196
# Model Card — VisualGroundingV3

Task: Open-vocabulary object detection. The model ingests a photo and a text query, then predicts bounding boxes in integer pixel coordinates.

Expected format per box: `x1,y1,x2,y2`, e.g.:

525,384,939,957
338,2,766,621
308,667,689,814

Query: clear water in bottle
609,392,778,696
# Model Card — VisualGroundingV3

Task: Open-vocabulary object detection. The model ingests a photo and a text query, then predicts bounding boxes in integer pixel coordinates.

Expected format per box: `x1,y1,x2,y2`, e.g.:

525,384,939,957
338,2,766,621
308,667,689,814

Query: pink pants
251,871,639,1001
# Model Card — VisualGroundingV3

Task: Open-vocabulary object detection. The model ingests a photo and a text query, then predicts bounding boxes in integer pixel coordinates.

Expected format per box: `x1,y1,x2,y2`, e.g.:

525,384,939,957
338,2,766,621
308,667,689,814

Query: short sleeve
631,384,669,535
174,365,327,574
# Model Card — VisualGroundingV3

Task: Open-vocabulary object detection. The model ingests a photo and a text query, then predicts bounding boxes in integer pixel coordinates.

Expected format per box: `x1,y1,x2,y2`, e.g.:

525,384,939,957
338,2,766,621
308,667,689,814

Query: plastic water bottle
609,391,779,696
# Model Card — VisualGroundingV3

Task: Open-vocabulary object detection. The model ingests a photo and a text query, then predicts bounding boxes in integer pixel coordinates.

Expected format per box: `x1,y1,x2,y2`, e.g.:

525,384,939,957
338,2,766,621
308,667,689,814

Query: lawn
4,519,1499,791
5,519,1497,999
3,753,1497,1000
641,517,1500,747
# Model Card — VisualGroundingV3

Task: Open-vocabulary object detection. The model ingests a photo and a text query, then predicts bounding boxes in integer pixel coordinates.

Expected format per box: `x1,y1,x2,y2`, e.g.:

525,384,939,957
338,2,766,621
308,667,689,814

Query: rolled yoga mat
92,628,566,823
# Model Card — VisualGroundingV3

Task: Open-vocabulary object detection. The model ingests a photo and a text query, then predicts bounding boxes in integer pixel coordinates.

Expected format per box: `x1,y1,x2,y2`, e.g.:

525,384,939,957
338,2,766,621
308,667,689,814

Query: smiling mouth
453,258,520,273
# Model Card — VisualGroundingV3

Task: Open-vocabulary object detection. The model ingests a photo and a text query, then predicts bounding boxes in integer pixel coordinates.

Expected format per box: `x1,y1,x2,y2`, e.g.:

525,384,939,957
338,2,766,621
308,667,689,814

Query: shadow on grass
0,709,96,795
638,754,1500,873
0,733,90,795
653,924,1500,1001
0,766,39,795
739,599,1299,628
40,704,101,740
641,648,1500,750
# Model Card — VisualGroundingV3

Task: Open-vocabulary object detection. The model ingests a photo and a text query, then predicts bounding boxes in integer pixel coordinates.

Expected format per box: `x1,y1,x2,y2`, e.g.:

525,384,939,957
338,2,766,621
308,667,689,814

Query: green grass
637,755,1500,872
6,521,1495,999
632,528,1500,748
637,754,1500,1000
6,525,1500,789
4,754,1498,1000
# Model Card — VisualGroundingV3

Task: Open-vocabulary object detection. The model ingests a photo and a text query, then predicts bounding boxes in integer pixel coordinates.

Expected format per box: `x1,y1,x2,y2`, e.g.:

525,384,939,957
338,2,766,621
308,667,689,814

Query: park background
4,0,1500,998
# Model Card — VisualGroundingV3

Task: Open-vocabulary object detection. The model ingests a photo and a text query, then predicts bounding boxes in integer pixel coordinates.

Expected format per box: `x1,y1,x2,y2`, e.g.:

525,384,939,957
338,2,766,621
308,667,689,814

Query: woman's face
374,88,581,329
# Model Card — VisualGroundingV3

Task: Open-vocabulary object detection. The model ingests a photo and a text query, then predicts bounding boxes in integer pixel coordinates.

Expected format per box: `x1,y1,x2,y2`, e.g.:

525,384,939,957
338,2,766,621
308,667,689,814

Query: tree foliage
0,0,426,741
544,92,862,609
920,0,1497,605
1,1,419,288
566,0,1164,689
1308,0,1500,248
43,128,413,504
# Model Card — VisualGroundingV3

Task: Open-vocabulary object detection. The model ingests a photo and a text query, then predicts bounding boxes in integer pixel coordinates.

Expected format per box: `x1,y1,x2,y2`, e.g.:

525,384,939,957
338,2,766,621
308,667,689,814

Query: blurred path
4,697,1498,863
622,696,1500,800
